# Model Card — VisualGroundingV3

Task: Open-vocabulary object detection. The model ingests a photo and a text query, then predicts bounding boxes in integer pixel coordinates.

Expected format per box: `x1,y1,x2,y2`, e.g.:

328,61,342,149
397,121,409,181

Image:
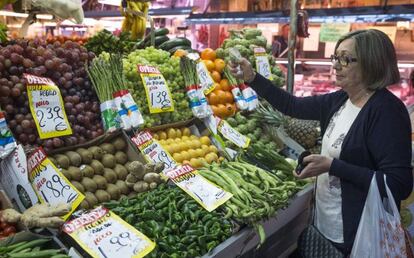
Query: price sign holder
196,61,216,94
254,48,272,80
137,65,174,114
24,74,72,139
28,147,84,220
164,164,232,212
63,206,155,258
275,127,305,160
216,117,250,149
131,130,177,172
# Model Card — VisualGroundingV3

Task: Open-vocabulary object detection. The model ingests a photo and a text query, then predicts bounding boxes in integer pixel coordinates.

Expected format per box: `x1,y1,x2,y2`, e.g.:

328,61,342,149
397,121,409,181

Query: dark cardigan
250,74,413,253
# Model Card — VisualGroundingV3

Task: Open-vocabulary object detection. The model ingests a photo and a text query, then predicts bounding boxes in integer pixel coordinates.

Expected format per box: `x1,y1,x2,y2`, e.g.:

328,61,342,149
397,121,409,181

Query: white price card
24,74,72,139
254,48,272,80
196,62,216,94
131,130,177,172
138,65,174,114
63,206,155,258
164,164,232,212
28,147,84,220
217,117,250,149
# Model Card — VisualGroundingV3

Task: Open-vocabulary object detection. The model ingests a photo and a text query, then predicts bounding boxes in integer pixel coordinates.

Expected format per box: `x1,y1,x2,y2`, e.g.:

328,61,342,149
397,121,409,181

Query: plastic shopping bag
350,175,407,258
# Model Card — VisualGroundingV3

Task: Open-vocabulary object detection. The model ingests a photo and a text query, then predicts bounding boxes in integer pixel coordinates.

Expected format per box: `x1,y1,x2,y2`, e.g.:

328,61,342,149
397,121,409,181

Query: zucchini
168,45,192,55
154,28,169,37
146,35,169,47
159,37,192,51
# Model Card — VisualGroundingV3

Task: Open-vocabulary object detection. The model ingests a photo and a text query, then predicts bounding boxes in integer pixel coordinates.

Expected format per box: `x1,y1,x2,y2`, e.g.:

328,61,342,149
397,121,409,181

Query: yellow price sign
24,74,72,139
28,147,84,220
138,65,174,114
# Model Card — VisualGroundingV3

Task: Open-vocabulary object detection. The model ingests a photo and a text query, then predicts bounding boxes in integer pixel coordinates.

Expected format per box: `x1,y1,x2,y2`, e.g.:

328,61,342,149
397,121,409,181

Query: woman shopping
230,29,413,256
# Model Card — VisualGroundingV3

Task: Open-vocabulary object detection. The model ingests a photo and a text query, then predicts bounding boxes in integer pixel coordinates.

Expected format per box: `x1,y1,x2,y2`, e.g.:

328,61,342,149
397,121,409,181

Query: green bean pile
0,239,68,258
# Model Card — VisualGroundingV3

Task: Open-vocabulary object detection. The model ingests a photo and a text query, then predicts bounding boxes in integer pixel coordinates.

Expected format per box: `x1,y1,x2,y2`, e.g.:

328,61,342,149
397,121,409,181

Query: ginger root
1,203,71,229
1,209,22,223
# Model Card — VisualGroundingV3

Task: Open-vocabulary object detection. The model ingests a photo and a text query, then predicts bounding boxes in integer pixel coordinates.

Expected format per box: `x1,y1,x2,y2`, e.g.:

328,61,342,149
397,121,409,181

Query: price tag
196,62,216,94
217,117,250,149
138,65,174,114
254,48,272,80
131,131,177,171
275,127,305,160
28,147,84,220
164,164,232,212
63,206,155,258
24,74,72,139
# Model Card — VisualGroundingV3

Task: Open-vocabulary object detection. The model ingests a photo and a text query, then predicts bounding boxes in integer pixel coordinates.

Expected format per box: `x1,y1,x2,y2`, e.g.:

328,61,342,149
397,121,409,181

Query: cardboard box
0,145,38,212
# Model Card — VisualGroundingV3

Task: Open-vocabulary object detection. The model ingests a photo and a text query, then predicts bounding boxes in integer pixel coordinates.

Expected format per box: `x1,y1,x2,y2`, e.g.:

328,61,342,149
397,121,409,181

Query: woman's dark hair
335,29,400,90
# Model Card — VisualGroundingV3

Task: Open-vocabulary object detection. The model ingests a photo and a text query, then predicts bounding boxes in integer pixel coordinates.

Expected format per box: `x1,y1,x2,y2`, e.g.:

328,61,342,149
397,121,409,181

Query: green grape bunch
123,47,192,127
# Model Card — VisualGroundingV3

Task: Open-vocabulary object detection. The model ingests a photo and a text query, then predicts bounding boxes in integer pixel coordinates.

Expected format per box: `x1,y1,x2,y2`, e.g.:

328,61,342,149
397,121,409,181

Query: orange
214,90,227,104
211,70,221,83
211,105,219,116
214,58,226,73
201,48,216,61
219,79,231,91
224,91,234,103
208,92,219,105
225,103,237,117
216,104,227,118
213,82,222,91
203,60,215,72
173,49,187,57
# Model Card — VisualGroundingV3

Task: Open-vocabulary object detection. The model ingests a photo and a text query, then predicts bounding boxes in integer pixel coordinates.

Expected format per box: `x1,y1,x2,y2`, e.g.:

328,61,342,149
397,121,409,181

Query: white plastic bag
350,175,407,258
31,0,84,24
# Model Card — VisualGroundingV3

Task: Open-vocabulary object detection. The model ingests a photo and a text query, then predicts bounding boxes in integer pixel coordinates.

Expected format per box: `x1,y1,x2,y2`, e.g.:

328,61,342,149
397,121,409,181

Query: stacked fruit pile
153,127,222,168
123,47,193,127
0,39,104,152
201,48,237,118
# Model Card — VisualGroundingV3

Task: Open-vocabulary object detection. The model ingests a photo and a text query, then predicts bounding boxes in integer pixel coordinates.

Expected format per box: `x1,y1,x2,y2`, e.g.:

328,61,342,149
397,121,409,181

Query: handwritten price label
254,48,272,80
63,206,155,258
217,117,250,149
164,164,232,211
28,148,84,220
131,131,177,172
24,74,72,139
138,65,174,114
196,62,216,94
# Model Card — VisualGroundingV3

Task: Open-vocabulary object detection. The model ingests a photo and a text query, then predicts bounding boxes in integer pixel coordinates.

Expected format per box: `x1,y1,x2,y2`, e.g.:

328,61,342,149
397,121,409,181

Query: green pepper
185,229,202,236
198,235,208,247
201,214,213,223
207,241,218,252
158,241,174,253
125,214,135,224
177,197,186,209
155,198,169,209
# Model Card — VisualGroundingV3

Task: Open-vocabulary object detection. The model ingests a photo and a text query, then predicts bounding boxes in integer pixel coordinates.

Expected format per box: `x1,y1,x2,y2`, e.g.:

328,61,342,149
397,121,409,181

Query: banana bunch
120,0,150,40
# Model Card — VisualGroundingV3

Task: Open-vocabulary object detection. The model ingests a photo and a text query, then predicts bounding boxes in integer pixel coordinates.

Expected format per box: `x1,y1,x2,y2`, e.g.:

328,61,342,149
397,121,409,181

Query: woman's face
333,38,363,91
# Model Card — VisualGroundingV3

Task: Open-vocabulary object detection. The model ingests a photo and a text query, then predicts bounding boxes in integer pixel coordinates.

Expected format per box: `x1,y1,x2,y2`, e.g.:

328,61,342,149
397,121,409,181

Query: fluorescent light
36,14,53,20
303,61,332,66
398,63,414,68
97,0,119,6
0,11,28,18
275,60,302,65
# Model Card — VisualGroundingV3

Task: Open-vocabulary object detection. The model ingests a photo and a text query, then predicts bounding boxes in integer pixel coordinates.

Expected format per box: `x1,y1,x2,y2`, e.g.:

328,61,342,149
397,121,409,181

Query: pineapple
284,118,320,149
252,102,320,149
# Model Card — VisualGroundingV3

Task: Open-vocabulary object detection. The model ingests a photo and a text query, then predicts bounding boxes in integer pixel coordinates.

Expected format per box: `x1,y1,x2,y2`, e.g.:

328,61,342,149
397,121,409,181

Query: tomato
3,226,16,236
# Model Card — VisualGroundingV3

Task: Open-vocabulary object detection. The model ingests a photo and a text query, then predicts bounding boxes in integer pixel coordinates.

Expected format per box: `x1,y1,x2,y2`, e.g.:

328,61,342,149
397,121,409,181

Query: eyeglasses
330,54,357,67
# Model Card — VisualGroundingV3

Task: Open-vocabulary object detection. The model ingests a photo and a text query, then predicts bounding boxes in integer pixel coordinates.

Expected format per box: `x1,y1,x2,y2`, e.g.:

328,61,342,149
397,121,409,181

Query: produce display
198,159,304,243
0,238,69,258
225,112,280,150
49,136,165,209
103,184,233,258
201,48,238,118
0,39,104,152
216,28,285,87
123,47,192,127
252,102,320,152
85,30,135,56
154,127,222,168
